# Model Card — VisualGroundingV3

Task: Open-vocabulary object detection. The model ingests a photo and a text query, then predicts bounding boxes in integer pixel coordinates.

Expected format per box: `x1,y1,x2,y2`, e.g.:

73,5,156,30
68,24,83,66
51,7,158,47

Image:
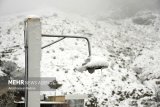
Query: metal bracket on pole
42,34,91,57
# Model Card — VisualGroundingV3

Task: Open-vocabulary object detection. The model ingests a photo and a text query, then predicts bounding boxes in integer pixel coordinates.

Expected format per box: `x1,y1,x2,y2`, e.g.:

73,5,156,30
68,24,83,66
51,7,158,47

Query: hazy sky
0,0,159,16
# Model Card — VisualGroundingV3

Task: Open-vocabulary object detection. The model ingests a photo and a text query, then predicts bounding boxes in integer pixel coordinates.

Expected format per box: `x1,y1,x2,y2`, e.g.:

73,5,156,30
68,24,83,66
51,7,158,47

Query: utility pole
24,16,41,107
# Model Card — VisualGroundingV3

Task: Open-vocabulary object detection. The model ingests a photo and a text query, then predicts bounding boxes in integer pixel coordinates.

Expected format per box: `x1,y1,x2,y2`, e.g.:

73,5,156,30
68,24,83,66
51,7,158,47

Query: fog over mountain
0,0,160,17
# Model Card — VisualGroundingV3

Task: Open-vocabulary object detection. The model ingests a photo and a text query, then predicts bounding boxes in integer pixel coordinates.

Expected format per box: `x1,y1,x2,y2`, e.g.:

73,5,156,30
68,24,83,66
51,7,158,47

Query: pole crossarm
42,34,91,57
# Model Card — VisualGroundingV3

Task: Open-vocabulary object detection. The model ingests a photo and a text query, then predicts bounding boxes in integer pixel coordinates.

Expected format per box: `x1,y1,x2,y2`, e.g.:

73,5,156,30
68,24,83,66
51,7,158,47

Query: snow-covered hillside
0,8,160,106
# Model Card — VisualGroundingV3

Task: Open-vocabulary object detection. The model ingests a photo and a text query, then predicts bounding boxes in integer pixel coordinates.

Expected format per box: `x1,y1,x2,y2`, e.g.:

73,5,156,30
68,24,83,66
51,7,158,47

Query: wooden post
24,16,41,107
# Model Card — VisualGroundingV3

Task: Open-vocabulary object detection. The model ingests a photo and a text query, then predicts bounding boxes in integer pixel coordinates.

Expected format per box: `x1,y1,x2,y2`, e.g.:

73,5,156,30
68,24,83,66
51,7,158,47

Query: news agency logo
8,80,25,85
5,77,56,91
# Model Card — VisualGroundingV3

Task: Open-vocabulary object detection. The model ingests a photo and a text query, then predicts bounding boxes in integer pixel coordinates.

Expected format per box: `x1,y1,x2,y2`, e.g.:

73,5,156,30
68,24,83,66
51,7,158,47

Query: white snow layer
0,9,160,106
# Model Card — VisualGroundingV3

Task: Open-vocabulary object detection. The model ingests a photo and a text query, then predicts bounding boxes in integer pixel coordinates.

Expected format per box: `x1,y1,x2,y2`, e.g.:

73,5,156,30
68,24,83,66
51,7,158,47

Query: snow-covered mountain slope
0,9,160,106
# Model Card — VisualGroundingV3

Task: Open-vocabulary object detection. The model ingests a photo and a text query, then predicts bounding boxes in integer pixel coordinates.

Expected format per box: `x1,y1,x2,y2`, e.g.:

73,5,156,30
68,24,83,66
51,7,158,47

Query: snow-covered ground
0,8,160,106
